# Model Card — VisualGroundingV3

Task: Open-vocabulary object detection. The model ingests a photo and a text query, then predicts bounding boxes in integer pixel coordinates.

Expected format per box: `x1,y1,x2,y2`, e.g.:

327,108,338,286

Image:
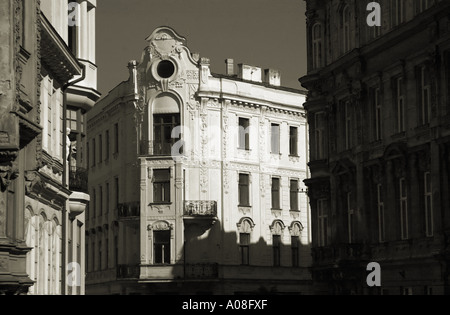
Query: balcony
69,167,88,194
183,201,218,229
184,201,217,217
116,264,140,279
139,140,181,156
118,202,140,220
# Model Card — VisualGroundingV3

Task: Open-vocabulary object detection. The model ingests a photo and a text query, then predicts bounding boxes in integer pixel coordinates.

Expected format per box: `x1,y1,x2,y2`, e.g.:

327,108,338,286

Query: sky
96,0,307,96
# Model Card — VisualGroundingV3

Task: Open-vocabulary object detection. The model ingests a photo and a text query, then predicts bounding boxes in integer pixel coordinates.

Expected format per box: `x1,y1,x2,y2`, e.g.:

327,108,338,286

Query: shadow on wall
160,219,313,295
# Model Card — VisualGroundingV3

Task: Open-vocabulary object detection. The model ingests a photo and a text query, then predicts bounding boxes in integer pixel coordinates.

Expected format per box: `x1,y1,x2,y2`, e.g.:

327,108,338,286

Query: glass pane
153,183,163,202
154,169,170,182
240,233,250,245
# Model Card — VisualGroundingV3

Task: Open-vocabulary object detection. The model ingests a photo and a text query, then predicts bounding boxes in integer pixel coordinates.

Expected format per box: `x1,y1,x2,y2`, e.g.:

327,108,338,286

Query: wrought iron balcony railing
118,202,140,219
69,167,88,194
184,201,217,217
139,140,183,156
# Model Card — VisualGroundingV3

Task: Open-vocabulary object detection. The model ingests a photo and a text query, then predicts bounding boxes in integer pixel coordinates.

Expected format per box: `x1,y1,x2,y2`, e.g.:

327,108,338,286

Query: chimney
264,69,281,86
225,58,234,76
238,64,262,83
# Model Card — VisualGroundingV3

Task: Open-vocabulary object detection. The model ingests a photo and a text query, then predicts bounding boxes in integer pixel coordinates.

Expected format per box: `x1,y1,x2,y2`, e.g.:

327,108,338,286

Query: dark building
300,0,450,295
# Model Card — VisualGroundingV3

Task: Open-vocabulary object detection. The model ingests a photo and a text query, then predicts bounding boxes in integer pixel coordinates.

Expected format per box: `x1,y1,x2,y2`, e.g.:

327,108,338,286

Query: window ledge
271,209,282,218
238,206,252,216
150,202,172,206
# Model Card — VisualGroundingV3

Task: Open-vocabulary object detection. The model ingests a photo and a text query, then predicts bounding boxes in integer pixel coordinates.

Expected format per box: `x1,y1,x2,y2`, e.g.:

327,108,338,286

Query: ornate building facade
300,0,450,295
86,26,311,295
0,0,98,295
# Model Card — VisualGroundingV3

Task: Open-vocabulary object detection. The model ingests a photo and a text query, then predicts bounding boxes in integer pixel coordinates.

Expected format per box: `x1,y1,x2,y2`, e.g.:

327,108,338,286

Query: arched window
151,221,173,265
290,221,304,267
38,213,47,295
51,219,61,295
270,220,285,267
151,93,181,156
342,5,351,53
237,218,255,266
25,208,36,294
312,23,322,69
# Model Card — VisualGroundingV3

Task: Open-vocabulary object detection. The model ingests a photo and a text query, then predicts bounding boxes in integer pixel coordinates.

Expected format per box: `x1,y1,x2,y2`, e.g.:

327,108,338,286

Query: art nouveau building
0,0,98,295
86,26,311,295
300,0,450,295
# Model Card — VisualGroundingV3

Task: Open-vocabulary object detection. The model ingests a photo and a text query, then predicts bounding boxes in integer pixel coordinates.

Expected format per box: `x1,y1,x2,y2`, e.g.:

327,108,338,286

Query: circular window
157,60,175,79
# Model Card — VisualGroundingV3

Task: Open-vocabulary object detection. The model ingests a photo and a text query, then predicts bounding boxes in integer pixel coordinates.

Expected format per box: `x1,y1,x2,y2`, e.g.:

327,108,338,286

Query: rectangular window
374,88,382,141
114,235,119,267
289,126,298,156
393,0,405,26
98,134,102,163
400,178,409,240
238,118,250,150
86,141,89,169
153,169,170,203
105,130,110,160
115,177,119,209
86,243,89,272
317,199,328,247
98,240,102,270
347,192,354,244
48,84,53,145
92,138,96,167
271,123,280,154
114,123,119,154
342,6,351,53
105,237,109,270
420,66,431,125
271,177,280,210
291,236,300,267
377,184,385,243
417,0,431,13
92,188,96,219
67,108,78,131
153,114,180,155
402,287,413,295
395,77,406,132
99,185,103,216
315,112,324,159
80,112,85,134
239,233,250,265
106,183,110,213
345,102,352,150
273,235,281,267
424,172,433,237
154,230,171,264
312,23,322,69
92,240,95,271
290,179,299,211
238,174,250,207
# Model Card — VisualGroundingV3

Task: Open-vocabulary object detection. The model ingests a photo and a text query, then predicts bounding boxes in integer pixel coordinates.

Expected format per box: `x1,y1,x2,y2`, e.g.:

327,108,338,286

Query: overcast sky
96,0,307,95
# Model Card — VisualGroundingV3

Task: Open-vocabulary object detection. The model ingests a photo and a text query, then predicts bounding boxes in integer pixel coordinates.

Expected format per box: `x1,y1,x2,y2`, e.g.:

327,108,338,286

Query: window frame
238,173,250,207
153,169,171,204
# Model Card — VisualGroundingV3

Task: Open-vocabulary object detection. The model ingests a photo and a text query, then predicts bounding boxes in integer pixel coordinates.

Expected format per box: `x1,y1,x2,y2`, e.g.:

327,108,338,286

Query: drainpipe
61,63,86,295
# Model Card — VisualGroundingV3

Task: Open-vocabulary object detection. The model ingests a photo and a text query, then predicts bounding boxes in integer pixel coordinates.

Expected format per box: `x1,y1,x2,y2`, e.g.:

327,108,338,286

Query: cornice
40,13,81,83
